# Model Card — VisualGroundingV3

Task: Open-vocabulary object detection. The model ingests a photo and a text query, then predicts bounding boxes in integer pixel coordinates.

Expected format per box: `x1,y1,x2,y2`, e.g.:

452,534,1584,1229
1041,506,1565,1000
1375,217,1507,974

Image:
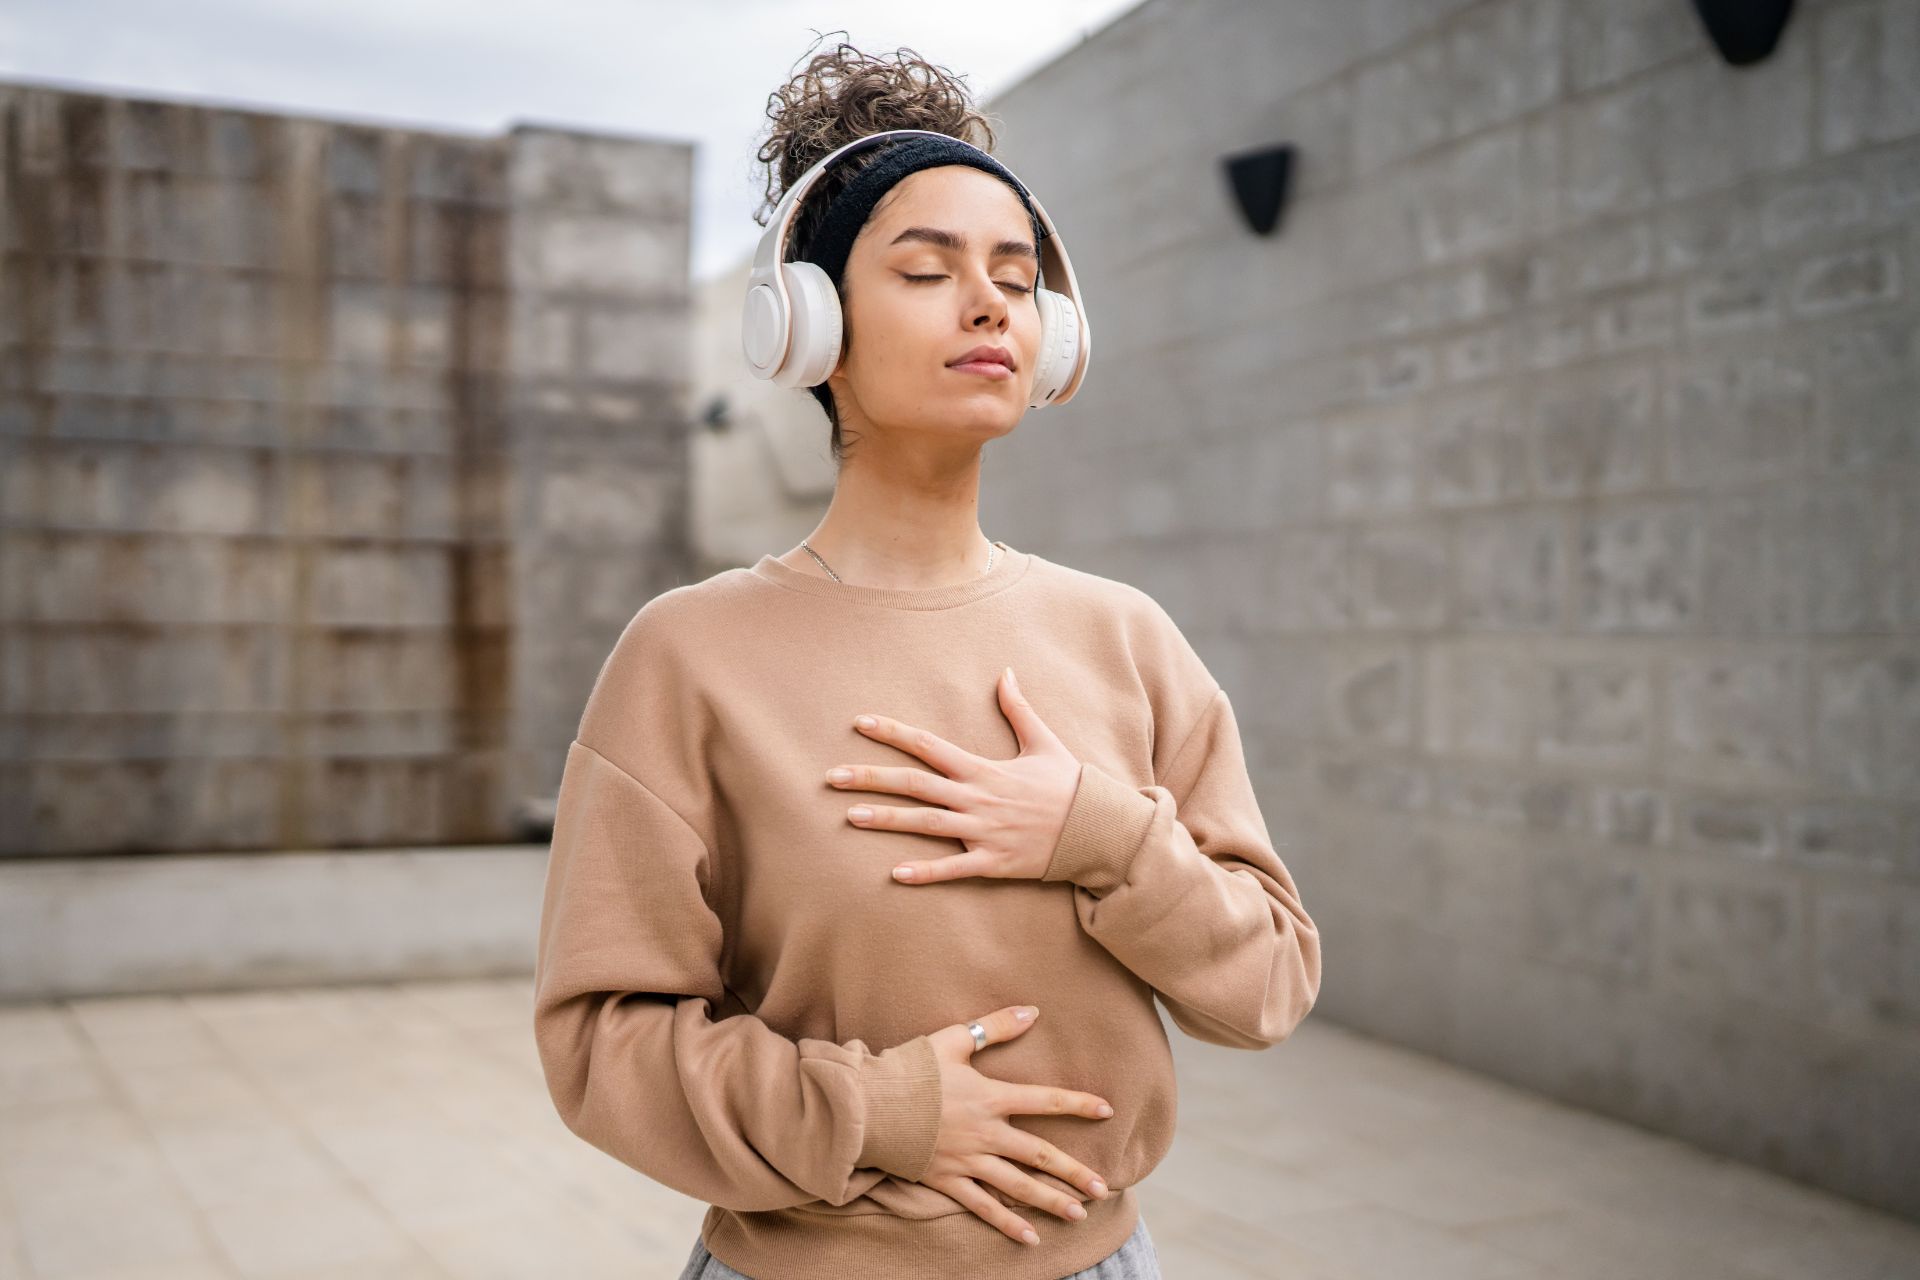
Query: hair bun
753,34,998,234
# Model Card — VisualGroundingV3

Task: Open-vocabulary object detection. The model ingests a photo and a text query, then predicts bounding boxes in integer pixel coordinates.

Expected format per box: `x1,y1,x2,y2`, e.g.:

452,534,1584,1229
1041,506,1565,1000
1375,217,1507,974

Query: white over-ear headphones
741,128,1091,410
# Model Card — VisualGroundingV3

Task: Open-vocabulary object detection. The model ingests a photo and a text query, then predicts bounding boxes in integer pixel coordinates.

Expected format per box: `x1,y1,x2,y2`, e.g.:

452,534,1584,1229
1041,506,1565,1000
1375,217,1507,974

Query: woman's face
825,165,1044,446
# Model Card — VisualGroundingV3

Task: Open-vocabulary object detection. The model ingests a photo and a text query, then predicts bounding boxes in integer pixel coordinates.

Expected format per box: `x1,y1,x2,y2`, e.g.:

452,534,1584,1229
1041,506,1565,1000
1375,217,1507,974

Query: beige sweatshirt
532,543,1321,1280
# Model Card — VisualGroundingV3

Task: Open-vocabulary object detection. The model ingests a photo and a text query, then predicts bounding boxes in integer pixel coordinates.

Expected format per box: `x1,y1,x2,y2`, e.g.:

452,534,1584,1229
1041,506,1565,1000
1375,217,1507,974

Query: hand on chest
718,665,1144,894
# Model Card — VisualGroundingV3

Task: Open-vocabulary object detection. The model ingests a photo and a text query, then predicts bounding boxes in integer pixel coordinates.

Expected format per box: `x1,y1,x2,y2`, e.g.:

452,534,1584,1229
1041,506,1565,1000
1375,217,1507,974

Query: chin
928,403,1023,439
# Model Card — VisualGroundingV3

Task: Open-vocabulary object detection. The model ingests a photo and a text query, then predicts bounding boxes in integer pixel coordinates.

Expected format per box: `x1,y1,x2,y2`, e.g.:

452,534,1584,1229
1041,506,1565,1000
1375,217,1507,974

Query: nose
969,281,1009,329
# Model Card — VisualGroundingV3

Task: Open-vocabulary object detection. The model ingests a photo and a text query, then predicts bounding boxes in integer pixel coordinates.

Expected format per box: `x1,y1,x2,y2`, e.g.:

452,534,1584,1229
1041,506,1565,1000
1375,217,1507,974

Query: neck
789,442,996,589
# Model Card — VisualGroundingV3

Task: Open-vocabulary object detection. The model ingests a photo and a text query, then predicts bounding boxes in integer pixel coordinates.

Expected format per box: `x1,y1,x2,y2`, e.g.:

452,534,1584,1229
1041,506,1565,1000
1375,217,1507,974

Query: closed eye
903,273,1033,295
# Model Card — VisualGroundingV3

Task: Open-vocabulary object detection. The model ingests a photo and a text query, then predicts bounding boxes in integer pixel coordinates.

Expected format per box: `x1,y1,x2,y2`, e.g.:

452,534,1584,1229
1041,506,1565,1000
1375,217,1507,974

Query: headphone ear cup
1026,287,1082,409
775,259,845,388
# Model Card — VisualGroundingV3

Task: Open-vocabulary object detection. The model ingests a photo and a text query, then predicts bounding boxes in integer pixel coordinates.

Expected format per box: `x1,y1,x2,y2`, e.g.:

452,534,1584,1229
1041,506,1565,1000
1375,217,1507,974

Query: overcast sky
0,0,1142,282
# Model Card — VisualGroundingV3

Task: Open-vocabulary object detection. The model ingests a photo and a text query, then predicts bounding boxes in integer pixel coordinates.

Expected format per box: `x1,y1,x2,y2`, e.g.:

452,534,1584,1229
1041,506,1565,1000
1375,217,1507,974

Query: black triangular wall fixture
1223,143,1295,237
1690,0,1795,65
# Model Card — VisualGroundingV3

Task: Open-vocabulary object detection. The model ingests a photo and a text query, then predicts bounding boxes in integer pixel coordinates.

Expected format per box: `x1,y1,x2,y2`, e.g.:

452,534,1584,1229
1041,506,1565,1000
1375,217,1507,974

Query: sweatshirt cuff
854,1034,944,1181
1042,760,1159,893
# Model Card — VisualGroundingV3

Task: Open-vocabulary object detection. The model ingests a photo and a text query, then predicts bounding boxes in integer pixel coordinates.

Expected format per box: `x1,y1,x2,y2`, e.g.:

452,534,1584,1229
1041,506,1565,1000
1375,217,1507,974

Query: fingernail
1096,1103,1113,1117
892,865,914,880
855,715,875,729
1091,1178,1107,1195
1022,1229,1039,1245
848,806,871,821
1067,1203,1086,1220
1015,1007,1034,1020
827,768,851,783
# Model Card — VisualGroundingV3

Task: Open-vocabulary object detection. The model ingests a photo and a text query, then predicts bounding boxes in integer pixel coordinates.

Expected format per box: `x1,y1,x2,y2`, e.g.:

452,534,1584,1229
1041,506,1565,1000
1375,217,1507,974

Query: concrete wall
503,125,697,807
968,0,1919,1221
0,83,693,855
685,260,837,578
0,845,546,1001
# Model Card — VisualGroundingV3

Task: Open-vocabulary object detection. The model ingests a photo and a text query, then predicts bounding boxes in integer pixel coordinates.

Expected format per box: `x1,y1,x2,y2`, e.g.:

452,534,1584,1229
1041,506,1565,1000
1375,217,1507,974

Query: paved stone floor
0,977,1914,1279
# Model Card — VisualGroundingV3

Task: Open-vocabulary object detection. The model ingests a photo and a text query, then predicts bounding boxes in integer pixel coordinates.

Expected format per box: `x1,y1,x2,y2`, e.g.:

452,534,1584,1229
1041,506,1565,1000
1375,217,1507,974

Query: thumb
996,667,1057,755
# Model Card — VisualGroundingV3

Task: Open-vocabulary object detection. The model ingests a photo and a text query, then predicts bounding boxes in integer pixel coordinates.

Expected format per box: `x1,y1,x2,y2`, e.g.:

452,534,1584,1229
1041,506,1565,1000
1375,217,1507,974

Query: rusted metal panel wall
0,84,693,854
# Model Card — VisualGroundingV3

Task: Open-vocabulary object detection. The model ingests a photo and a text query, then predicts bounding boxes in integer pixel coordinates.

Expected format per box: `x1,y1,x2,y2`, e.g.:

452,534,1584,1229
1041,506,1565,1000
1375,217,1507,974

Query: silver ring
967,1020,988,1051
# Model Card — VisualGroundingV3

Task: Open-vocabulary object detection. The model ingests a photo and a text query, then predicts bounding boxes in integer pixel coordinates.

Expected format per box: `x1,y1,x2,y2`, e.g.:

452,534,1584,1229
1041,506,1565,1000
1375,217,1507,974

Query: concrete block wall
503,125,695,805
980,0,1920,1220
684,260,841,580
0,84,693,855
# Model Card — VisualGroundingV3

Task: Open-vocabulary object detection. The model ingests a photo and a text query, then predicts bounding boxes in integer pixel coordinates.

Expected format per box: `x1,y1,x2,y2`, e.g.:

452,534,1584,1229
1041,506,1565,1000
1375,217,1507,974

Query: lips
948,358,1013,380
948,345,1014,371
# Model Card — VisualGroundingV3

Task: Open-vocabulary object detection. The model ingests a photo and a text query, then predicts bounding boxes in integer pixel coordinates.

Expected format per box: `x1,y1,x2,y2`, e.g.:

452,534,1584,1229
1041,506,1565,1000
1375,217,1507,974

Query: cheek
1014,305,1044,363
845,289,941,377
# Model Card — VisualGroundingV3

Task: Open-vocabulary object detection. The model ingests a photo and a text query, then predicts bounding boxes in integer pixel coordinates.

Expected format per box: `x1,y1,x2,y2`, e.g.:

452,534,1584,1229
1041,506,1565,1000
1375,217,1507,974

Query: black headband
794,135,1048,289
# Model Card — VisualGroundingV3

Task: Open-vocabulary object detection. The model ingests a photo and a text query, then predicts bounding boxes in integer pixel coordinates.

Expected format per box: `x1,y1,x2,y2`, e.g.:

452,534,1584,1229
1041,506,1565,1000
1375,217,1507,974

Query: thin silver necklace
797,538,1006,585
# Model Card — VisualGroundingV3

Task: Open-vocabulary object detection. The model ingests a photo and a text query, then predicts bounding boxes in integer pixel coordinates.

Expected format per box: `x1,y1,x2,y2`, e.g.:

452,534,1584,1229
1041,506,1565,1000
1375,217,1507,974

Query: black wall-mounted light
1690,0,1795,66
1222,143,1295,237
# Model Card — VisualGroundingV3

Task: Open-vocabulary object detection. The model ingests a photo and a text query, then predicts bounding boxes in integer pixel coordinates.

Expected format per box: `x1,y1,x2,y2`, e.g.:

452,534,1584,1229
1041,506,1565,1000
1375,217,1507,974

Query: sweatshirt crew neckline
749,542,1034,610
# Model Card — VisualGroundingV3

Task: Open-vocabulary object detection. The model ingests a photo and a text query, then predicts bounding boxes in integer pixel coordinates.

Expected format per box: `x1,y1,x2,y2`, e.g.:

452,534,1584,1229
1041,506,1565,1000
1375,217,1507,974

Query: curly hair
752,33,1000,464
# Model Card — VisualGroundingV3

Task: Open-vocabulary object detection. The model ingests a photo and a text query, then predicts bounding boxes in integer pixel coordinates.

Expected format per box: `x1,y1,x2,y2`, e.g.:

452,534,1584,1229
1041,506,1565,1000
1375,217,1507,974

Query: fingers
825,762,969,810
853,714,982,779
928,1175,1042,1247
845,798,989,843
931,1005,1035,1063
971,1005,1037,1054
1009,1166,1092,1208
990,1121,1110,1202
998,1081,1115,1125
891,851,1001,884
971,1154,1091,1223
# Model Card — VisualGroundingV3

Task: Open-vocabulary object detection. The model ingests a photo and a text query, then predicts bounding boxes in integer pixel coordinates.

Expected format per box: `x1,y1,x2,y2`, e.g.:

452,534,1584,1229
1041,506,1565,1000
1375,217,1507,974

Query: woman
531,39,1321,1280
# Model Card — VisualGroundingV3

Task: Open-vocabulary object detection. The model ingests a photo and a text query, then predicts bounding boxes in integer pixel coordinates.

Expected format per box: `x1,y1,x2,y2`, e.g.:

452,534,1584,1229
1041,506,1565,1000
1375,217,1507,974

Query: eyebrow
887,225,1039,264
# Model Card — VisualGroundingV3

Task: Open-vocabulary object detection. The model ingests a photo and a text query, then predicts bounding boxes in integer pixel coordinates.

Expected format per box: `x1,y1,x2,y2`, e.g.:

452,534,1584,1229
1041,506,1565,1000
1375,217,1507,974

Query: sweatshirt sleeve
1040,683,1322,1049
532,736,945,1212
